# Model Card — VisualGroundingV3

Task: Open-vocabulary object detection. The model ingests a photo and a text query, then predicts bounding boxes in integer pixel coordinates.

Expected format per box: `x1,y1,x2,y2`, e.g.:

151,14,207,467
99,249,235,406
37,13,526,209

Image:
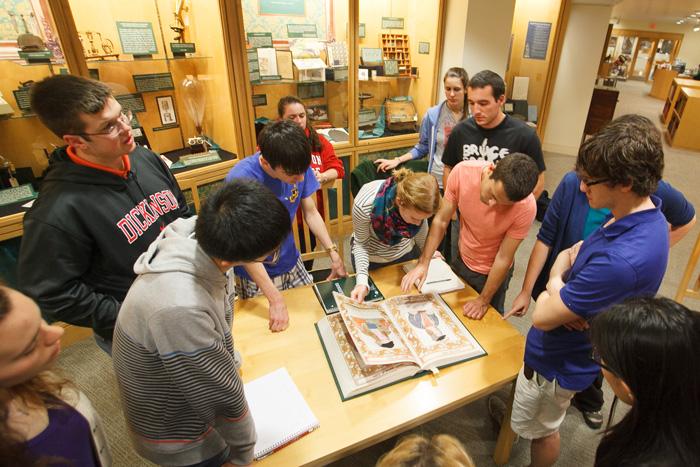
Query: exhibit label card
287,24,318,38
133,73,175,93
117,21,158,55
247,32,273,49
115,93,146,113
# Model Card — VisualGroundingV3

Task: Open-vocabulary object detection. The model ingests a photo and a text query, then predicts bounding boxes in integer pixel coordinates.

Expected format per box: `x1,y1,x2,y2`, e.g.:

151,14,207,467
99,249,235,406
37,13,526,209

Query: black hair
576,114,664,196
490,153,539,202
195,180,291,262
258,119,311,175
29,74,112,138
590,297,700,467
277,95,322,152
468,70,506,100
443,67,469,117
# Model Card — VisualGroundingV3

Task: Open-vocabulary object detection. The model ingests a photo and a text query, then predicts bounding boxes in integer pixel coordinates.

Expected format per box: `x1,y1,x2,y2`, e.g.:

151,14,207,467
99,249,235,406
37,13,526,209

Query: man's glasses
590,347,618,376
577,173,610,187
79,110,133,137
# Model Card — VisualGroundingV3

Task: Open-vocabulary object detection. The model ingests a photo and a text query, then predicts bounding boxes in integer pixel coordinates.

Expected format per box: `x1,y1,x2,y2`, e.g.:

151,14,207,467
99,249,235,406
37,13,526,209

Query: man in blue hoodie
113,180,291,467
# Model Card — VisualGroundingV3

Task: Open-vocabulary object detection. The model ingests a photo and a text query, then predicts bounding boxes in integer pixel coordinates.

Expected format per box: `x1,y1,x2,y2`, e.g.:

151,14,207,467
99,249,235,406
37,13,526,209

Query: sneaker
571,399,604,429
580,409,604,429
487,396,519,444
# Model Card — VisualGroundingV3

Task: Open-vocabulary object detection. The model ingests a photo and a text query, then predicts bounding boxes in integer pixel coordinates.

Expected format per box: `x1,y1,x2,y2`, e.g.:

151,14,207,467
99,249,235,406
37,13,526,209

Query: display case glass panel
0,1,70,183
242,0,351,151
66,0,239,159
357,0,440,142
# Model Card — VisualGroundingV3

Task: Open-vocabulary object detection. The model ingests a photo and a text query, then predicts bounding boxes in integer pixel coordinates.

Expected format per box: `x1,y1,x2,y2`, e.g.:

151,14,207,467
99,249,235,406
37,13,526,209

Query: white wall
543,3,613,155
462,0,516,78
439,0,469,90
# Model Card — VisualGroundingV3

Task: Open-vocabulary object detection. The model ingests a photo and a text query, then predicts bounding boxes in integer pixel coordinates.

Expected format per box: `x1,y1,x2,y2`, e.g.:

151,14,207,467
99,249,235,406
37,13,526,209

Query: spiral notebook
244,367,320,460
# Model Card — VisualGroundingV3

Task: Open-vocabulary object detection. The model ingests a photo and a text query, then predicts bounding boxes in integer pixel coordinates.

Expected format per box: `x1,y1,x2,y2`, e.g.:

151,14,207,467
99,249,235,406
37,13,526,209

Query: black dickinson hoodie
18,146,189,341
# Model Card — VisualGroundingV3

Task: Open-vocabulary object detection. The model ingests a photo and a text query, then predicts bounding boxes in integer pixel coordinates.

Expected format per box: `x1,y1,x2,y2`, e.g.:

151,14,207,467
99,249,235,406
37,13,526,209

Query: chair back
292,178,345,265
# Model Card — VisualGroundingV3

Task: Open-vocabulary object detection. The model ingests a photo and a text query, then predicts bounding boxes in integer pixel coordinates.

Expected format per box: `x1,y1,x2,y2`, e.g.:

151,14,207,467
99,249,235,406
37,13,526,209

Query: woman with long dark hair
589,296,700,467
0,285,111,466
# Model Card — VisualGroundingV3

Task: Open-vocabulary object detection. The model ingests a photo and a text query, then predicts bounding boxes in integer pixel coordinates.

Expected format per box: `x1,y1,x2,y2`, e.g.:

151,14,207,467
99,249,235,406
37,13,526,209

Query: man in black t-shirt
442,70,546,198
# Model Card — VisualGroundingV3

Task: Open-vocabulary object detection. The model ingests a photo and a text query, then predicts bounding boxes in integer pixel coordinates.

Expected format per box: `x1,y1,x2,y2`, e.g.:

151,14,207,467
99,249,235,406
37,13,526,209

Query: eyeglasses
578,173,610,187
79,110,133,137
255,246,281,266
590,347,618,376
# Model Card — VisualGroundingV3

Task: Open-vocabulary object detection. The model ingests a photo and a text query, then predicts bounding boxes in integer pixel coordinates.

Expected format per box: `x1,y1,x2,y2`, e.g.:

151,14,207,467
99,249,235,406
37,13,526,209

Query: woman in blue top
0,286,110,466
374,67,469,190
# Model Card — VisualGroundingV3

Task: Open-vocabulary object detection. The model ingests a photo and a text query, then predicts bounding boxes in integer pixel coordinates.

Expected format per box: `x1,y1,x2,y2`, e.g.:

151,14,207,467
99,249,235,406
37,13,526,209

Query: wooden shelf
666,87,700,150
381,33,412,76
661,78,700,126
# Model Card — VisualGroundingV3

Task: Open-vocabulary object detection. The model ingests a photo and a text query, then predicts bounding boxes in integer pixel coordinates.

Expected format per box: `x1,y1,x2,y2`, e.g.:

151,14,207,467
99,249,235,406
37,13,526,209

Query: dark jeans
93,334,112,356
450,256,513,314
179,447,230,467
350,237,421,272
573,371,604,412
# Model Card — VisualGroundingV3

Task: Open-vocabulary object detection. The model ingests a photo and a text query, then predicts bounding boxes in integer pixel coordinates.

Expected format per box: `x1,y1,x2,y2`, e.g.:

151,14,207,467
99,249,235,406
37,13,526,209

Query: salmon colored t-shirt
445,161,536,274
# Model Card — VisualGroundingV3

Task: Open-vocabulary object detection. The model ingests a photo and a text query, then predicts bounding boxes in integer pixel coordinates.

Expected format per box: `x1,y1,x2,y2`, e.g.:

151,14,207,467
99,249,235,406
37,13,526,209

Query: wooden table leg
493,382,517,466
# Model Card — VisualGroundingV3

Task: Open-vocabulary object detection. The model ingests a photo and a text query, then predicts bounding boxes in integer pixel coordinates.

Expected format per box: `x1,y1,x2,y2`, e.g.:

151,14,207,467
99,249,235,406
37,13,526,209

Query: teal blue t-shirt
582,207,611,239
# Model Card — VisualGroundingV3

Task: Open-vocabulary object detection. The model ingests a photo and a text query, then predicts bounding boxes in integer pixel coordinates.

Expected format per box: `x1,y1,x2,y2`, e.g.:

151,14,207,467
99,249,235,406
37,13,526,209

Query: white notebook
403,258,465,294
244,367,320,460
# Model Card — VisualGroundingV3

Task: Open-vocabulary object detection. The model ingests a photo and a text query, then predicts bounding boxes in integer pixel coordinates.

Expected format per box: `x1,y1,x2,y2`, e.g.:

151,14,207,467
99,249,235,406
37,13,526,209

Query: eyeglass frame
77,110,133,137
577,172,611,187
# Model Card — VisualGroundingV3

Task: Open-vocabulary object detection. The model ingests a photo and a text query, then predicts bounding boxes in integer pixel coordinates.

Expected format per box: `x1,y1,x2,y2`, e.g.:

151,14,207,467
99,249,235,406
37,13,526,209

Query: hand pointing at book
401,262,428,292
351,284,369,303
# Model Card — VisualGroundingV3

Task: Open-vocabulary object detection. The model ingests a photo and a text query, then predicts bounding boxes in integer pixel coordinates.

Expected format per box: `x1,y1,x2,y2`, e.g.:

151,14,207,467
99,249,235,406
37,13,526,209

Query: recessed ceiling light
694,26,700,32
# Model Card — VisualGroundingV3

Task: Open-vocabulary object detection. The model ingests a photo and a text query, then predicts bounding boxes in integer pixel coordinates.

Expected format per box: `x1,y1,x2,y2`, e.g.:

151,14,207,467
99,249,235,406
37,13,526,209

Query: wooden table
235,265,524,466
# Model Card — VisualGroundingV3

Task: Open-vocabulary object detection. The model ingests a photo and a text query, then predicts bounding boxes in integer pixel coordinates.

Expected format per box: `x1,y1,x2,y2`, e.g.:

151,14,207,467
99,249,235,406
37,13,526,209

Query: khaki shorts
510,365,576,440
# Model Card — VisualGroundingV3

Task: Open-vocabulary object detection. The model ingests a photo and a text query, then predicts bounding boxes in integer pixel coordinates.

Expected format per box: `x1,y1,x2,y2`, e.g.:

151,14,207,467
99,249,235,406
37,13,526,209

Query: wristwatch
325,243,338,254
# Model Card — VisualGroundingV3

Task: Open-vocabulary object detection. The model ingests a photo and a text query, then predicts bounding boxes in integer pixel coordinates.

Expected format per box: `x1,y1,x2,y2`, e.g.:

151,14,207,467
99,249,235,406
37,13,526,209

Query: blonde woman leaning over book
351,168,441,302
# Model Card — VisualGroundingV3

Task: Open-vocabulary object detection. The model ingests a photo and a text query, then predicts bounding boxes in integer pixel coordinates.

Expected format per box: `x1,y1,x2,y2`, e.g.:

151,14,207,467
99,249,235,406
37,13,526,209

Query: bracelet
325,243,338,254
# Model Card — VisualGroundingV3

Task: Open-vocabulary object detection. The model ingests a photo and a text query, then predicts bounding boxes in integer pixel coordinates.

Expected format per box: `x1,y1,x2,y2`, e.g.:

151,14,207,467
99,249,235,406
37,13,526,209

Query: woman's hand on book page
401,262,428,292
268,300,290,332
504,290,531,319
350,285,369,303
462,296,489,320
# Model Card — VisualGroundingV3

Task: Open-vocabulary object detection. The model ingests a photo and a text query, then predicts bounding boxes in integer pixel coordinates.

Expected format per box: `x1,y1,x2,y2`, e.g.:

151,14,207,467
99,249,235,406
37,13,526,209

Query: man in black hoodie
17,75,189,353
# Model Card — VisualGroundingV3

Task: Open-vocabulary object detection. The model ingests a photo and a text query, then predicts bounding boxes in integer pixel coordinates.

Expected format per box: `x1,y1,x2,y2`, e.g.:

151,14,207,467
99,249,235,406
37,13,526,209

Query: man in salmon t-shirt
402,154,538,318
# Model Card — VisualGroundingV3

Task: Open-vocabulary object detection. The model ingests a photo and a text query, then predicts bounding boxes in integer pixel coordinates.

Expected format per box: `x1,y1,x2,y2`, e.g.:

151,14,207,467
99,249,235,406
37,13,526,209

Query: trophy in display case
170,0,196,57
181,77,218,155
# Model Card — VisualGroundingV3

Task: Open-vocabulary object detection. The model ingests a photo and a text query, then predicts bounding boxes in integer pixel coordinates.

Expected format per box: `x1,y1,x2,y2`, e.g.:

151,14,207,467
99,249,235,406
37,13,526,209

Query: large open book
315,292,486,400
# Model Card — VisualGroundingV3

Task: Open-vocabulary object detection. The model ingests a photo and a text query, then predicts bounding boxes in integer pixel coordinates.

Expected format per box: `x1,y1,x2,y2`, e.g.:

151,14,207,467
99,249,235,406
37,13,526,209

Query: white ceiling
611,0,700,23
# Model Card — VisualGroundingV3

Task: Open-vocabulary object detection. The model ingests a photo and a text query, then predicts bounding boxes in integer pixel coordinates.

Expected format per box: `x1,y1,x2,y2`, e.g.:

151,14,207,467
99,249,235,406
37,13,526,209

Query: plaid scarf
370,177,420,245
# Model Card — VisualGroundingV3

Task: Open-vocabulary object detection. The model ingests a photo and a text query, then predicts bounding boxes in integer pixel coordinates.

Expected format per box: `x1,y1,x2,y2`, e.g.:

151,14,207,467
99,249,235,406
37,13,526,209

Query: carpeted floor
56,79,699,466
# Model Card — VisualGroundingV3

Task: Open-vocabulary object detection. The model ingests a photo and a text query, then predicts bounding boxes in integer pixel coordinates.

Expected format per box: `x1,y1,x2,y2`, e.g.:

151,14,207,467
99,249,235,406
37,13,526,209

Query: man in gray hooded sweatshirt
112,179,291,467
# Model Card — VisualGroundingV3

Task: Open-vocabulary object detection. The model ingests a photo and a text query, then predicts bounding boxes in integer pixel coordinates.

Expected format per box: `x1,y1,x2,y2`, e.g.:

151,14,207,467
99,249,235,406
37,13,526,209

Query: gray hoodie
112,217,256,466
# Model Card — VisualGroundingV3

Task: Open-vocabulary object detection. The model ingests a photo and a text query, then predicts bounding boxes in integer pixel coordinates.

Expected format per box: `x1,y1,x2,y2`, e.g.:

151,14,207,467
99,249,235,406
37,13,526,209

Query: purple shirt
26,403,97,466
525,196,669,391
226,154,319,279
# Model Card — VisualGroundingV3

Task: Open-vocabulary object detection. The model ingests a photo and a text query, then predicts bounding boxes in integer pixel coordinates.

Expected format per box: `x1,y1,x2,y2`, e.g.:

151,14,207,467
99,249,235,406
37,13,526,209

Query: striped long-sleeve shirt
352,179,428,287
112,218,256,466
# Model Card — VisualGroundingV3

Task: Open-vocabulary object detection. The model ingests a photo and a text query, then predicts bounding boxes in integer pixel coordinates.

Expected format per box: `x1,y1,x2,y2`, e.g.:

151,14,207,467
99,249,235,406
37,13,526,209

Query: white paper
257,47,278,77
512,76,529,101
244,367,319,459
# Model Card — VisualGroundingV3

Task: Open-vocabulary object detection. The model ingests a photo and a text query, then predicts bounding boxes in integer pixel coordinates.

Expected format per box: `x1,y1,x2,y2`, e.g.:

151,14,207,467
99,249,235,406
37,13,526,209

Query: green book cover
313,276,384,315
